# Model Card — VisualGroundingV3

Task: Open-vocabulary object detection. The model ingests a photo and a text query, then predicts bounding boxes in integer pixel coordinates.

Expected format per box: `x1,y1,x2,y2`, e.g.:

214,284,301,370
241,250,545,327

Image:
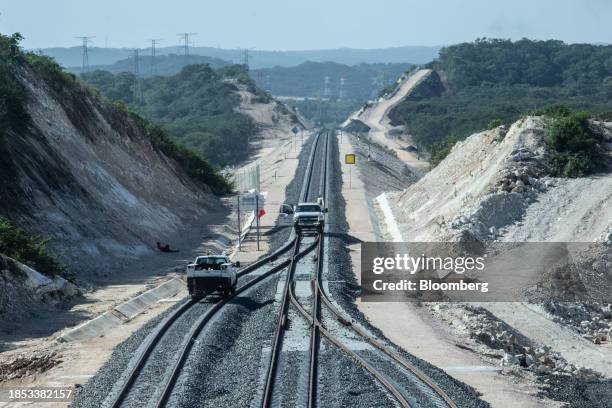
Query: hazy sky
1,0,610,50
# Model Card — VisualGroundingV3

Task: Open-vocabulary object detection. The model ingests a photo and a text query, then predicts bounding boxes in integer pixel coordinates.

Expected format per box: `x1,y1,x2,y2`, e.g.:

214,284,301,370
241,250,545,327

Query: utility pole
236,195,241,251
147,39,161,76
255,193,260,251
75,36,94,74
178,33,196,66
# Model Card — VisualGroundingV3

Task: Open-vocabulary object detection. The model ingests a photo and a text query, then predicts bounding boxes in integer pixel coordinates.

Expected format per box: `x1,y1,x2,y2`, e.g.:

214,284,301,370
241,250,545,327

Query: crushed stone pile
0,254,81,328
390,117,551,242
430,303,602,381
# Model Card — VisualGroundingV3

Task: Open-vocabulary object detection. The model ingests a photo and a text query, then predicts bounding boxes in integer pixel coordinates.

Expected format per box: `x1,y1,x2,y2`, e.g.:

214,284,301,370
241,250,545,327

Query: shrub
545,112,602,177
24,52,76,92
487,119,502,129
145,124,233,194
0,33,30,134
0,216,71,280
532,104,572,118
429,136,458,167
549,151,593,177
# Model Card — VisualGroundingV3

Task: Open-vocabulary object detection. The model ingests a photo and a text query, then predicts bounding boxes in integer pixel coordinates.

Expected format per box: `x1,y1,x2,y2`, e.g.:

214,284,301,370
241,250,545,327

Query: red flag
258,208,266,218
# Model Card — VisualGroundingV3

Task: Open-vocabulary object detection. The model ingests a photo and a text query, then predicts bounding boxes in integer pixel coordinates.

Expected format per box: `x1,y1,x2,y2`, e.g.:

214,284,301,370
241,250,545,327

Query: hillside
40,45,441,69
0,33,229,277
388,39,612,156
386,116,611,243
251,61,412,100
81,64,299,166
377,116,612,390
68,53,230,76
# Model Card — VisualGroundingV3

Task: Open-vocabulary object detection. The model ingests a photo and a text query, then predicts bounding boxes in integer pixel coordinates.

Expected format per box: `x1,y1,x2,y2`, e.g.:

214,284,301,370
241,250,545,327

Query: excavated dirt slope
389,116,611,244
384,116,612,386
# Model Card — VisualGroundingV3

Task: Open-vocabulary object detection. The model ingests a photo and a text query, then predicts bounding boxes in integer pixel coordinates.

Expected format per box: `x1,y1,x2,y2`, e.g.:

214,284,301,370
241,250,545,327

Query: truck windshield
196,257,227,266
297,205,321,212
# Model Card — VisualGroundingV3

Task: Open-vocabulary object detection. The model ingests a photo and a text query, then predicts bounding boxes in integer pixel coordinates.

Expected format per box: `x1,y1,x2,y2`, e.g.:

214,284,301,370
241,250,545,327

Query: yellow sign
345,154,356,164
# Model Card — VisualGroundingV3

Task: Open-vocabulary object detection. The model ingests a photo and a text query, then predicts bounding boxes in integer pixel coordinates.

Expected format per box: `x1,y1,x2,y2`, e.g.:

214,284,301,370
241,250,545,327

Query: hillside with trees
0,32,231,278
81,64,268,166
251,61,412,100
389,39,612,159
69,53,230,77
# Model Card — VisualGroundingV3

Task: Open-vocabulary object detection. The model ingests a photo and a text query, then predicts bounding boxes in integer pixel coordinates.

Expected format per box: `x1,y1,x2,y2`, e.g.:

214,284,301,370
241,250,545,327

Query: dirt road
358,69,432,171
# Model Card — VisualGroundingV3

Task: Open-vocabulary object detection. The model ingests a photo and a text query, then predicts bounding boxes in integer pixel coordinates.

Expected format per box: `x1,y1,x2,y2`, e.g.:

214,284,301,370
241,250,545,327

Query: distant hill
251,61,412,100
39,45,441,69
80,64,296,166
388,38,612,154
67,54,230,76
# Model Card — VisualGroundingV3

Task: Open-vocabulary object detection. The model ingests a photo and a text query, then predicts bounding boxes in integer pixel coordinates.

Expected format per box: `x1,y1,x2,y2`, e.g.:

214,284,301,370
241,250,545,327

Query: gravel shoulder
0,131,305,408
337,131,557,407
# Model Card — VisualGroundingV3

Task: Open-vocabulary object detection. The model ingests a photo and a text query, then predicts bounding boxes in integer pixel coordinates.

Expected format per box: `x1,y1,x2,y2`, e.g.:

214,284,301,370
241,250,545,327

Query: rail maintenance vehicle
186,255,240,298
279,199,327,234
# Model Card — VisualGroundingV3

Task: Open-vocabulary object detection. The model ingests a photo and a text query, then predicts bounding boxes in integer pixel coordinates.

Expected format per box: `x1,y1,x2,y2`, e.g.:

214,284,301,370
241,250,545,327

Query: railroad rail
109,132,325,408
109,129,458,408
262,130,458,408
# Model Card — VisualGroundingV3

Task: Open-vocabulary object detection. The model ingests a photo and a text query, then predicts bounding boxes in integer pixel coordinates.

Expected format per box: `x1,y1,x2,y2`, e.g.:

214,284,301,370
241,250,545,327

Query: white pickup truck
186,255,239,298
279,200,327,234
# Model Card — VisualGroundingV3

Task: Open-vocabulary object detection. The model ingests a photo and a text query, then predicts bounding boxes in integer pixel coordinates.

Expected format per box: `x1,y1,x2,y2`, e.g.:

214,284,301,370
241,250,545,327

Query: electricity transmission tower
323,75,331,98
240,48,255,70
75,36,95,74
339,77,346,99
147,39,161,76
178,33,196,66
132,49,143,105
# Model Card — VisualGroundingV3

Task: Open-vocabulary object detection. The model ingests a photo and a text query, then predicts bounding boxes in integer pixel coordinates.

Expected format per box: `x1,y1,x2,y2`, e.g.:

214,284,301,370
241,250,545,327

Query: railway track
107,130,459,408
262,130,459,408
107,239,304,408
107,132,326,408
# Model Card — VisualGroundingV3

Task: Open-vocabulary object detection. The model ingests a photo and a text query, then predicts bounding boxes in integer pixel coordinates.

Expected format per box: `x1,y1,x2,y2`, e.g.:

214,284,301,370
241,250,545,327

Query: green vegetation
389,38,612,167
144,122,233,194
24,52,78,92
544,111,604,177
251,61,412,101
0,33,29,134
81,64,261,166
487,119,503,130
68,54,230,77
0,216,71,280
285,98,362,127
429,136,458,167
0,32,230,194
